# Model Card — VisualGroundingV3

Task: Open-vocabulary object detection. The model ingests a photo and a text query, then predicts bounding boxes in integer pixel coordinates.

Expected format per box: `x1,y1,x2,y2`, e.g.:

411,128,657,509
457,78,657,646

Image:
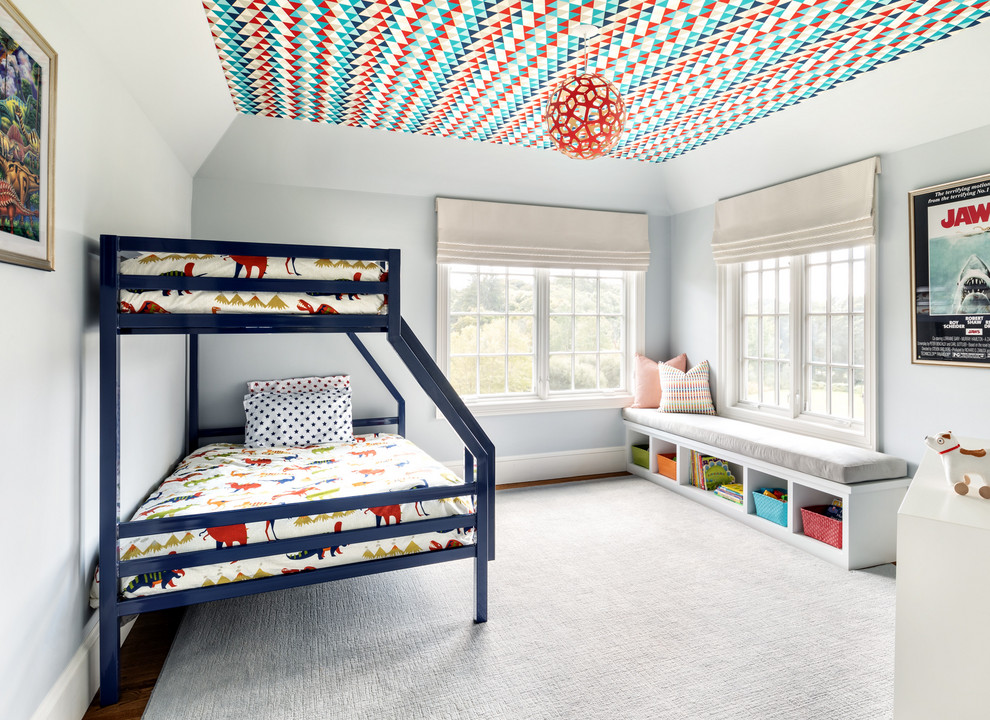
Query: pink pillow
630,353,688,408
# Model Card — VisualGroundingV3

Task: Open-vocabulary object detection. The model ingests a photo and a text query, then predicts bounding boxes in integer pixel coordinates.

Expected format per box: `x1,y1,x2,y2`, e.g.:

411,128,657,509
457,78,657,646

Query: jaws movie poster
911,173,990,367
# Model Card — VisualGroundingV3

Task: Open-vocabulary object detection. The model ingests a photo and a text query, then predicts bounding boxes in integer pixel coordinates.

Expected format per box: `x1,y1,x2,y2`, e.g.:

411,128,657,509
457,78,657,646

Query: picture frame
0,0,55,271
909,173,990,367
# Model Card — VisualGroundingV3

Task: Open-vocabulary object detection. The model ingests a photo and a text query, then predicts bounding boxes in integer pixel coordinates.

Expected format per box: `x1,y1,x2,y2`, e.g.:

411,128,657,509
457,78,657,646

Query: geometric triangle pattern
201,1,990,163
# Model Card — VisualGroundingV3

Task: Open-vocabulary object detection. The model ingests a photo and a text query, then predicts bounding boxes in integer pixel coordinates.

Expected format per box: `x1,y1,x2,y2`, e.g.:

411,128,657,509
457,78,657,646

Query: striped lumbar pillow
658,359,716,415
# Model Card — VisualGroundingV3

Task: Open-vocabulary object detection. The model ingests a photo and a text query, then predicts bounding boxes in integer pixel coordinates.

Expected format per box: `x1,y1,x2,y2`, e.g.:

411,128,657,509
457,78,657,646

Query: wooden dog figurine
925,431,990,498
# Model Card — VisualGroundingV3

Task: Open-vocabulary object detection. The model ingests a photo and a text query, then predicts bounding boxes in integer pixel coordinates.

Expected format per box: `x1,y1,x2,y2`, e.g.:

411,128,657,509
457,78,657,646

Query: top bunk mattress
118,251,387,315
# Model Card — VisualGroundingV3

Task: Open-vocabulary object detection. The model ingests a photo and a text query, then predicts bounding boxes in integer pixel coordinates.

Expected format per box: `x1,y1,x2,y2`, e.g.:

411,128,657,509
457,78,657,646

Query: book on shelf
714,483,744,504
691,451,735,491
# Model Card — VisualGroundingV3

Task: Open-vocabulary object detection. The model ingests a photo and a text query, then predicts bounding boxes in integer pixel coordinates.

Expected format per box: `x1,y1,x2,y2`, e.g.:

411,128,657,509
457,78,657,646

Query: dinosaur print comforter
118,251,387,315
90,434,474,602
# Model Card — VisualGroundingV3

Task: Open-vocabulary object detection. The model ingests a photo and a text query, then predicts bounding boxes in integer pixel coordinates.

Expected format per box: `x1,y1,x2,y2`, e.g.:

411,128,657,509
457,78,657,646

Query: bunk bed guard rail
98,234,495,705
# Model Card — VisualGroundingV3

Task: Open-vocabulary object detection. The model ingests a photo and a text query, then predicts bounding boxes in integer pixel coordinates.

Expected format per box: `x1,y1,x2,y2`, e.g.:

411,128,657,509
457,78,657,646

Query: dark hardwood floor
82,473,627,719
495,470,627,489
83,609,184,719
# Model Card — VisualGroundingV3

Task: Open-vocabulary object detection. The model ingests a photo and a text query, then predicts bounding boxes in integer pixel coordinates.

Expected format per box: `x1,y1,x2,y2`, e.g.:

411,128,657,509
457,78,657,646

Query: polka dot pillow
247,375,350,395
243,388,354,447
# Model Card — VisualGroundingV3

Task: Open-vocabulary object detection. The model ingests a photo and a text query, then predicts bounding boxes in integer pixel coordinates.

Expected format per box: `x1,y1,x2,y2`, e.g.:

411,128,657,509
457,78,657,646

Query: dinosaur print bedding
118,251,387,315
90,434,474,603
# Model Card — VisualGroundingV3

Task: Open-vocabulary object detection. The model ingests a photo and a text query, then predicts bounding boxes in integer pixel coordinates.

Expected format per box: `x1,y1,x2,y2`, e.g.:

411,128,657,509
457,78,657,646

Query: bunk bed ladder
388,318,496,621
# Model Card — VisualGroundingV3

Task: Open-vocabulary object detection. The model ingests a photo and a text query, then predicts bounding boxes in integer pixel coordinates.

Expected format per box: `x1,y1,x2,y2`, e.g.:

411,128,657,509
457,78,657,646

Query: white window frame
717,246,877,449
437,265,644,416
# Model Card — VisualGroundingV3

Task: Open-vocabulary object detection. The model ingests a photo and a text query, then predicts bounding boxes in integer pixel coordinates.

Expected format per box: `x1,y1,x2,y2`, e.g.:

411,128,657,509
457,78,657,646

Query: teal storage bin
752,488,788,527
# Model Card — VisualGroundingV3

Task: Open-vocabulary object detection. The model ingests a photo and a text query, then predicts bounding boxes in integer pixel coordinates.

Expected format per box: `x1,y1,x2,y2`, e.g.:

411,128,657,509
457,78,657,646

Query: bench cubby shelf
624,419,911,570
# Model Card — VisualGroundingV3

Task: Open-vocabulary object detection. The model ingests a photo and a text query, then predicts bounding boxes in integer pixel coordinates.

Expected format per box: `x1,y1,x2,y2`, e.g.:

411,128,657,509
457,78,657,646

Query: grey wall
0,4,193,719
666,123,990,473
669,205,719,396
192,175,670,462
875,125,990,467
192,114,673,463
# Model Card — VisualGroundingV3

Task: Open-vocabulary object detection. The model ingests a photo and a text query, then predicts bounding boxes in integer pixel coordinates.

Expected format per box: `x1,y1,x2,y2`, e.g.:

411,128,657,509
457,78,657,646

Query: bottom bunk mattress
91,434,474,602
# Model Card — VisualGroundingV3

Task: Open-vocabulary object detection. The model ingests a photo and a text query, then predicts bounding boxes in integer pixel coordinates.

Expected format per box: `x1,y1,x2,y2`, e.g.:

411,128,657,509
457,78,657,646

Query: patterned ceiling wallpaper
202,1,990,162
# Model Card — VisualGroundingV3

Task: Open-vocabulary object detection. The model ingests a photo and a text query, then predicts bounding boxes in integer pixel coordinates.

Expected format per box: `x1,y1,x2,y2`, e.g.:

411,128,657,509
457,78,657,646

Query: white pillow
244,389,353,447
246,375,350,394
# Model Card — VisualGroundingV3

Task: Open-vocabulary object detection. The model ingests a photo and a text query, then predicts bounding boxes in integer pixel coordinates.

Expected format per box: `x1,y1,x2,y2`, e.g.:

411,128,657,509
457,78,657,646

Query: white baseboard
30,615,136,720
444,445,626,484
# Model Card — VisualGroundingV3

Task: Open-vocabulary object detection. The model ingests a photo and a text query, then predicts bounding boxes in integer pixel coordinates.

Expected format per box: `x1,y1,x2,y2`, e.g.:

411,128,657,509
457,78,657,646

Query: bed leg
474,553,488,623
488,476,495,561
99,605,120,705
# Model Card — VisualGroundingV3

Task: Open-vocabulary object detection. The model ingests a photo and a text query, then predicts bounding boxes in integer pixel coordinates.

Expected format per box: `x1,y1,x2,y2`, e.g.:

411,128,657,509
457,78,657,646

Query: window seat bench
623,408,910,569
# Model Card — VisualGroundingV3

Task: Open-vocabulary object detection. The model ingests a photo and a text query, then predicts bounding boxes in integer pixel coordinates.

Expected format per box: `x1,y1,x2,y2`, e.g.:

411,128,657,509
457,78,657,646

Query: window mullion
773,263,780,407
474,268,482,395
824,258,832,417
847,258,854,419
569,271,579,394
570,272,576,390
756,260,766,406
791,258,802,419
536,268,550,399
502,274,509,395
733,267,744,406
865,244,876,444
596,276,602,390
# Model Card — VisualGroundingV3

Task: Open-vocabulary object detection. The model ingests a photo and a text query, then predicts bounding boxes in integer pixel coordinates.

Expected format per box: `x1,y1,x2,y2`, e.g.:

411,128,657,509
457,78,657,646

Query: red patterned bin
801,505,843,549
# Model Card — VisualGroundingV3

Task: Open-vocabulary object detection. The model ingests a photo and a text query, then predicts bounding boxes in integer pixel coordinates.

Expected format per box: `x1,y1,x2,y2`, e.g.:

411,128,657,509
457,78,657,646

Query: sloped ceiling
64,0,236,175
201,0,990,163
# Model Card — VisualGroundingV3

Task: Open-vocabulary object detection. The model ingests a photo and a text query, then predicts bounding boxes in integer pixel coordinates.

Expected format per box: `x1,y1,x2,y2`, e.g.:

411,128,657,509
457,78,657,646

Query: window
719,246,875,447
439,264,641,414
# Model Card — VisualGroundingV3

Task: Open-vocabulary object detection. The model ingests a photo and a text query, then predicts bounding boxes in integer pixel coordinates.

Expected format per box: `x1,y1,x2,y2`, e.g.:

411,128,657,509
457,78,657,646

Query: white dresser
894,443,990,719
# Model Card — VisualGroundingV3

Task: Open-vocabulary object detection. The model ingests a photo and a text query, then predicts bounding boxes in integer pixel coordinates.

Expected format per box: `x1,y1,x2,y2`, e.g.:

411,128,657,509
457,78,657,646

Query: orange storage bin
656,453,677,480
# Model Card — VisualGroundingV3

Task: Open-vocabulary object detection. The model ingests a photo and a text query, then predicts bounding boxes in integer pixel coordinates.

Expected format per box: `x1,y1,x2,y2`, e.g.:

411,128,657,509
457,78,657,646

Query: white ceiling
75,1,990,215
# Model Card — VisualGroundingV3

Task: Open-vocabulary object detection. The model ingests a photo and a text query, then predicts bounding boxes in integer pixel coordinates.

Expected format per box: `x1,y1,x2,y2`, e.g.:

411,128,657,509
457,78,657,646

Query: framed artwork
910,173,990,367
0,0,55,271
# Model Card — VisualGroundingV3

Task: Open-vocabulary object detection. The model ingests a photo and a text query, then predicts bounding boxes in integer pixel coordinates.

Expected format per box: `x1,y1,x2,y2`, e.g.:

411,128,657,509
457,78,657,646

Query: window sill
720,403,873,449
442,393,634,417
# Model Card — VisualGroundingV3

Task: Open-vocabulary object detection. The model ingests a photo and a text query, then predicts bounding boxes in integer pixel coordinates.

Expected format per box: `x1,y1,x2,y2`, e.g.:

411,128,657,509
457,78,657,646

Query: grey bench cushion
622,409,906,484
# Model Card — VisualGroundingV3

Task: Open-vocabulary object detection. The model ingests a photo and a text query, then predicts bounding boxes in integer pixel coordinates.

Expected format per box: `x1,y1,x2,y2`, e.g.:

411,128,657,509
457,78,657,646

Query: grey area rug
143,477,895,720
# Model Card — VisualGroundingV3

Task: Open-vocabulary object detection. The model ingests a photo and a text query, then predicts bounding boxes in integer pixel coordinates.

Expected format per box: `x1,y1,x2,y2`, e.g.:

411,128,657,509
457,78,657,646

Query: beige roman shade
436,197,650,271
711,156,881,265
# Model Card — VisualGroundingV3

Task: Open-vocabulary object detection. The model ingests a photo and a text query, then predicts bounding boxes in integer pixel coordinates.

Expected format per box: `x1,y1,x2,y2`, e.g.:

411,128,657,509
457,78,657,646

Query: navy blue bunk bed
98,234,494,705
